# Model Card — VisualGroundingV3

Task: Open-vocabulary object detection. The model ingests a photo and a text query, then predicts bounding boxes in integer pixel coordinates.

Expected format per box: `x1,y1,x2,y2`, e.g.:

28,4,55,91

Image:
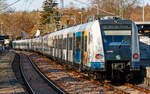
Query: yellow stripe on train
84,52,87,64
85,30,87,36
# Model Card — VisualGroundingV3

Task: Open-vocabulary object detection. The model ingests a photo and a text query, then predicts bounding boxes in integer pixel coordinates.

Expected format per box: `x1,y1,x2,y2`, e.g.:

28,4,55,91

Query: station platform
0,51,25,94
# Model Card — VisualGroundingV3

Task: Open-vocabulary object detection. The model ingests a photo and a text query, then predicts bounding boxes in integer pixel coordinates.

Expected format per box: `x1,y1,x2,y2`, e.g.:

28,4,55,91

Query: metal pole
97,4,99,16
81,13,82,24
73,16,77,25
119,0,123,18
143,0,145,22
94,4,99,16
78,12,82,24
61,0,64,9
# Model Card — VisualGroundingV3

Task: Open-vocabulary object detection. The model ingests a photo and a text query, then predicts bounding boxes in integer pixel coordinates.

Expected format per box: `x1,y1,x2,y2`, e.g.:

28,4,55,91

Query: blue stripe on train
75,50,81,63
133,62,140,67
91,62,102,68
76,32,81,37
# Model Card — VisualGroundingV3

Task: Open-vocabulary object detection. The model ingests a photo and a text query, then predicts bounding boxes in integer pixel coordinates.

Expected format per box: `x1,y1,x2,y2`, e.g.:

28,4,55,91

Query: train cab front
100,19,140,81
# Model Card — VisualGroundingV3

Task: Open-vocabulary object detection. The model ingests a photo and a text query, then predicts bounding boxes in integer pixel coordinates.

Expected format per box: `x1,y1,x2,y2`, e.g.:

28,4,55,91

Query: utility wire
23,0,28,11
0,0,21,12
24,0,34,11
73,0,116,16
27,0,35,11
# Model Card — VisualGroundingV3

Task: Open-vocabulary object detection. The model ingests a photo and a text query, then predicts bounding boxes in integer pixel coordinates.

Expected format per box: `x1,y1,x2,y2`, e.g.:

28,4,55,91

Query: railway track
108,82,150,94
91,81,129,94
15,51,150,94
68,69,129,94
17,53,65,94
25,51,130,94
125,83,150,94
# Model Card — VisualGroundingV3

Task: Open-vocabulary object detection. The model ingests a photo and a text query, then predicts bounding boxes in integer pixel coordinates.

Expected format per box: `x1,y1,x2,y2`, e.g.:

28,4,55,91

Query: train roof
135,22,150,25
45,20,97,37
13,39,26,43
100,19,132,24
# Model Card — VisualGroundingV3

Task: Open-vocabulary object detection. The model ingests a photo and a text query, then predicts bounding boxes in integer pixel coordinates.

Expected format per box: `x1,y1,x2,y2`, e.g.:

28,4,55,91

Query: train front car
99,19,140,81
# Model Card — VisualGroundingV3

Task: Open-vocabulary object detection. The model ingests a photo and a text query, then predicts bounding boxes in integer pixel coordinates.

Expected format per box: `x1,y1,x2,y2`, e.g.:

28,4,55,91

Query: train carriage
12,17,140,81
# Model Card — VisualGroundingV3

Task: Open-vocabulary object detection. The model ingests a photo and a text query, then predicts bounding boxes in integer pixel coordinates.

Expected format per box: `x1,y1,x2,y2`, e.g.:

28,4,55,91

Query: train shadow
109,70,145,86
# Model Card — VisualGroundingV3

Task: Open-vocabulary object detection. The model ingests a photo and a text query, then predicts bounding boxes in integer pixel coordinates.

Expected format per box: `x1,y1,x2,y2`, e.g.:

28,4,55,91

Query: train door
59,36,61,59
56,36,58,58
57,36,59,58
75,32,81,65
61,35,63,61
54,36,56,58
81,31,88,69
49,37,52,56
52,36,54,57
67,34,69,63
42,37,44,54
46,36,49,55
84,31,88,66
73,33,76,65
81,32,84,69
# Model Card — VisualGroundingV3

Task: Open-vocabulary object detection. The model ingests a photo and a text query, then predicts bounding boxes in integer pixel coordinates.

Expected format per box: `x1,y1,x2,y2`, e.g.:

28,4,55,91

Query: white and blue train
12,18,140,81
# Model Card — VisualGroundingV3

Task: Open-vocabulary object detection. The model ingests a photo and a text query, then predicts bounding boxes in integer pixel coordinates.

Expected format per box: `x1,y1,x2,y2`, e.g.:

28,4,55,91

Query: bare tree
0,0,13,13
91,0,138,19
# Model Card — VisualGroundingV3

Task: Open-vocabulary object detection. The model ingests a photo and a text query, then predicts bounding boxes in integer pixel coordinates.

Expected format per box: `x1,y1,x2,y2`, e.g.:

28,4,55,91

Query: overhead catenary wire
73,0,116,16
25,0,35,11
23,0,28,11
27,0,35,10
0,0,21,12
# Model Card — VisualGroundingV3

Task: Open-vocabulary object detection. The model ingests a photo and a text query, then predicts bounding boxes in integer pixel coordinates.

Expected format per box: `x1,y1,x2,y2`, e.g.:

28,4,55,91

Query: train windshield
102,24,132,46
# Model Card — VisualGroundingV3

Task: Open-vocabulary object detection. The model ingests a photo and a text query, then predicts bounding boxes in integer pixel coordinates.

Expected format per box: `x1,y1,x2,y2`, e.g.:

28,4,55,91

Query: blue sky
6,0,90,11
6,0,150,11
6,0,43,11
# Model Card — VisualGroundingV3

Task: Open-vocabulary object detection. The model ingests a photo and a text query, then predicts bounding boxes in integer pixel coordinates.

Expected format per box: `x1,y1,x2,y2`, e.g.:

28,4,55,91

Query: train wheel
94,72,105,81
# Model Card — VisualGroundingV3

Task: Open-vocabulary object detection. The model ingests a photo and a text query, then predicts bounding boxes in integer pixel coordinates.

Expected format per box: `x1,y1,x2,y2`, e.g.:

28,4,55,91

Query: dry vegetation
0,0,149,39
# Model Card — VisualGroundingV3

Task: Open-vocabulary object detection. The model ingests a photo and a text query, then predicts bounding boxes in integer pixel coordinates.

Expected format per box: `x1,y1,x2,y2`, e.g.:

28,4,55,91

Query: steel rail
125,83,150,93
103,82,129,94
19,53,35,94
27,53,66,94
19,53,66,94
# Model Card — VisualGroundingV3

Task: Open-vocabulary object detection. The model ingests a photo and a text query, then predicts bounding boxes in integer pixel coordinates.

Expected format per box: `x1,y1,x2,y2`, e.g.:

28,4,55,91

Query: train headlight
95,54,103,59
133,53,139,59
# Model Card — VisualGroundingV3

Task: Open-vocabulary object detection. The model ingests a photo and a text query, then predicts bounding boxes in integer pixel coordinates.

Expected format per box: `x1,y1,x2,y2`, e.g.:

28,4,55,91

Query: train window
76,36,81,50
73,33,76,50
58,39,62,49
59,39,62,49
53,38,55,48
82,32,84,50
48,38,51,48
85,36,87,51
102,24,131,30
65,38,67,49
55,39,57,48
57,39,59,49
51,39,53,48
53,39,55,48
88,32,90,44
68,37,72,50
60,39,62,49
62,38,67,49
